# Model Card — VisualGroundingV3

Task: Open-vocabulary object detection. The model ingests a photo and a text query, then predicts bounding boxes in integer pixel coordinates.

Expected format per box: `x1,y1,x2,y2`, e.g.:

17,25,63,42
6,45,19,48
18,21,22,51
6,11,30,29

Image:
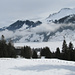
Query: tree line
40,40,75,61
0,35,75,61
20,39,75,61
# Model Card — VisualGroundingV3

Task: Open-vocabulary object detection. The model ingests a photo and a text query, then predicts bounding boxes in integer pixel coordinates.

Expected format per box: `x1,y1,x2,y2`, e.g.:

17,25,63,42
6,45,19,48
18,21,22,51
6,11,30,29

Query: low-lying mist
0,23,75,42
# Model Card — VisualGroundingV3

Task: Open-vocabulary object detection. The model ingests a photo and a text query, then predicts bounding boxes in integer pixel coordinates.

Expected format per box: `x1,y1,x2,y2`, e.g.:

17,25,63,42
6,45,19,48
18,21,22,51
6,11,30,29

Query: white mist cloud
0,22,75,42
30,23,61,33
0,23,61,40
0,30,14,39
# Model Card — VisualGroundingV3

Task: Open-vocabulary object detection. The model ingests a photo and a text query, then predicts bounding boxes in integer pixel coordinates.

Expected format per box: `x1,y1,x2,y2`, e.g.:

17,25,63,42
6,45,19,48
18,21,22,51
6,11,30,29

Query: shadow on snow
12,64,75,75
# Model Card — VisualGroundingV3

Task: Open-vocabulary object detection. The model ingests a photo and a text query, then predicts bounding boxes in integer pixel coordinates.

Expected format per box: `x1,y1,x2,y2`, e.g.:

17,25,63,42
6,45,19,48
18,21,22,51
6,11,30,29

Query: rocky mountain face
53,14,75,24
47,8,75,21
1,20,42,31
0,8,75,42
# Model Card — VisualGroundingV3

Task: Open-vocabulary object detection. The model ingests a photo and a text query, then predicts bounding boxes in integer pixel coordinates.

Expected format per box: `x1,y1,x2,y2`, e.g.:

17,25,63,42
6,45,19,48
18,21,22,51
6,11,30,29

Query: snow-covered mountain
47,8,75,22
53,14,75,24
0,8,75,42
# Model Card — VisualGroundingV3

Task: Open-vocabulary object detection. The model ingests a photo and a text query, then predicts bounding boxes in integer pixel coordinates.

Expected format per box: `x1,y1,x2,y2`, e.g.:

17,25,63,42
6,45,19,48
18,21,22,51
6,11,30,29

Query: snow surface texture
0,58,75,75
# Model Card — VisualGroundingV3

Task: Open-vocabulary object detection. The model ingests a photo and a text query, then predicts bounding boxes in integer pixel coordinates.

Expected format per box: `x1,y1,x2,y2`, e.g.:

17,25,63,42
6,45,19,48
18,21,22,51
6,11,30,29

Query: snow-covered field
0,58,75,75
0,41,74,75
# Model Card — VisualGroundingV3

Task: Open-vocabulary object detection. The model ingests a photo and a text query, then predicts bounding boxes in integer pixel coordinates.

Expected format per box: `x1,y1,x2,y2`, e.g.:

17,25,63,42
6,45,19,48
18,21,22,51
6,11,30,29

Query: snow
0,22,61,42
18,23,28,31
14,41,75,52
1,8,75,42
47,8,75,21
49,30,75,42
0,23,75,43
0,58,75,75
14,42,62,52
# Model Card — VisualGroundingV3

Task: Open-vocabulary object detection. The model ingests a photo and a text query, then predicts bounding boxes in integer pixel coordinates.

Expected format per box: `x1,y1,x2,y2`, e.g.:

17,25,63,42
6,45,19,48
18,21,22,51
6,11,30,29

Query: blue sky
0,0,75,27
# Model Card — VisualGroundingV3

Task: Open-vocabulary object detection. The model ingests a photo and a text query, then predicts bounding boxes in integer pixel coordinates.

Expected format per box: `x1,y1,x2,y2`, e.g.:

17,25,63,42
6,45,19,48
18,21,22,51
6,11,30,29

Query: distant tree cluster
61,40,75,61
0,35,75,61
0,35,38,59
40,47,51,58
20,46,38,59
20,46,32,59
20,39,75,61
0,35,16,58
40,40,75,61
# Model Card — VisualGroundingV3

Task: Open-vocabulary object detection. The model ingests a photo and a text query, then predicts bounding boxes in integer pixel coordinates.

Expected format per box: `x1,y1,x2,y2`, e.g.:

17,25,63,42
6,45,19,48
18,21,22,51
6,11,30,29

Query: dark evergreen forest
0,35,75,61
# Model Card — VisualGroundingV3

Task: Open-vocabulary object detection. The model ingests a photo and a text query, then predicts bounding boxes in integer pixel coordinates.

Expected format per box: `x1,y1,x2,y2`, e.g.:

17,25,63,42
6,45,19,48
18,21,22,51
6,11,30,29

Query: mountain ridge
0,8,75,42
47,8,75,22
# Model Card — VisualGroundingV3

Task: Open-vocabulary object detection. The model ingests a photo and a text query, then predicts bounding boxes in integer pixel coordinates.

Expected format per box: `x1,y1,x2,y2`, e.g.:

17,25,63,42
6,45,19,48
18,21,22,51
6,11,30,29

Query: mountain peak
59,8,71,12
47,8,75,22
0,8,75,42
6,20,42,31
54,14,75,24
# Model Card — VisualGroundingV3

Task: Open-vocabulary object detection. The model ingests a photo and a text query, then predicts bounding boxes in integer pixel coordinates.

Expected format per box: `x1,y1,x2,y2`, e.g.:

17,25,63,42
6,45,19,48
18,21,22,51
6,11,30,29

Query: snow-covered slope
0,58,75,75
47,8,75,21
1,20,75,42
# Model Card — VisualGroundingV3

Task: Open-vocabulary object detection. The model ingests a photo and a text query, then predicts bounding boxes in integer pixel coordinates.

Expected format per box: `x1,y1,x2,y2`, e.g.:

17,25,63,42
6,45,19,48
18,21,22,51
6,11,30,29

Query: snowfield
0,58,75,75
47,8,75,21
14,42,62,52
14,41,75,52
1,41,75,75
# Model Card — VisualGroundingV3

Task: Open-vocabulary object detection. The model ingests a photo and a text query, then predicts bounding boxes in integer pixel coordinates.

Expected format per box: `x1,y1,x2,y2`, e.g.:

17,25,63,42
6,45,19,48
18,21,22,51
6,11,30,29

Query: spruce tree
7,41,16,58
68,42,74,61
40,47,51,58
21,46,32,59
62,40,68,60
32,50,38,59
62,40,67,53
55,47,60,59
0,35,8,57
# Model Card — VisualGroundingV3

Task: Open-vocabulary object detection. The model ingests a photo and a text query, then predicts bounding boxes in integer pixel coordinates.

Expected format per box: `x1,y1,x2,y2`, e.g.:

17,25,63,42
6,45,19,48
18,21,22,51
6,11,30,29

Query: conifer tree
0,35,8,57
68,42,73,51
62,40,68,60
68,42,74,61
32,50,38,58
55,47,60,58
40,47,51,58
21,46,32,59
7,40,16,58
62,40,67,53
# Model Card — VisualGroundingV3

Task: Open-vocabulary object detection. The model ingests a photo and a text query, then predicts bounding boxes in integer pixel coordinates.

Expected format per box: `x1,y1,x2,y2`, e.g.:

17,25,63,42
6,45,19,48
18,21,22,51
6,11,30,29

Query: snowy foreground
0,58,75,75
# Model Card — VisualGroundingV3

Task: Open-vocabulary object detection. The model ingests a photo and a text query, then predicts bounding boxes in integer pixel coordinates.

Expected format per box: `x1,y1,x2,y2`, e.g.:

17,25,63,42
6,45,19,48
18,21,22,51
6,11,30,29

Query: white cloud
30,23,61,33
